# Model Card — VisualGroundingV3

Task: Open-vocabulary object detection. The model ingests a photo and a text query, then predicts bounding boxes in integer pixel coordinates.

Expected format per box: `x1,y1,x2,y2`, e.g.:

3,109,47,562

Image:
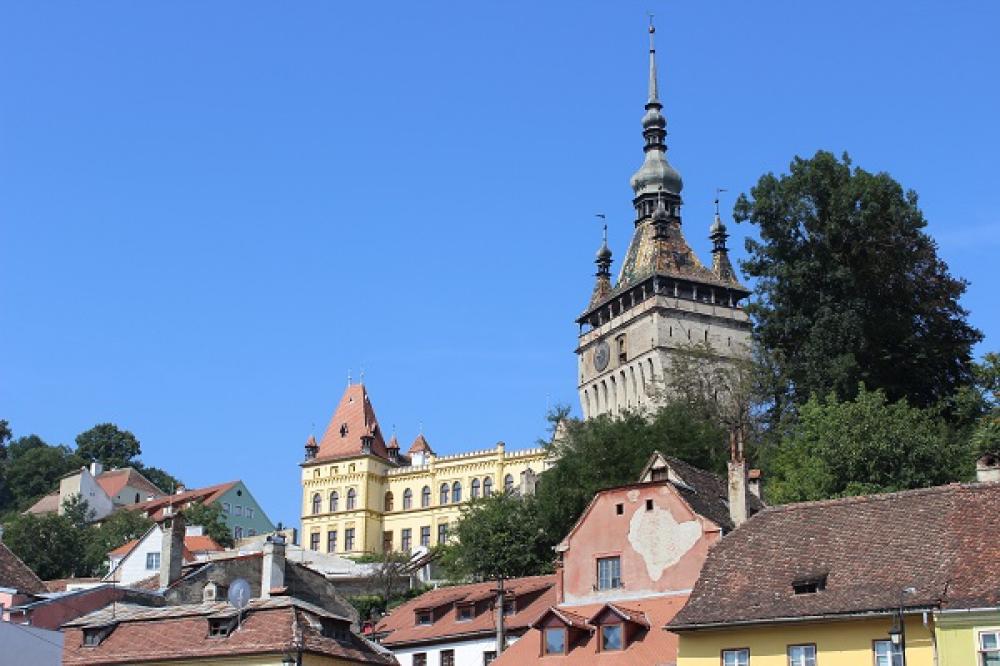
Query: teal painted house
130,479,274,540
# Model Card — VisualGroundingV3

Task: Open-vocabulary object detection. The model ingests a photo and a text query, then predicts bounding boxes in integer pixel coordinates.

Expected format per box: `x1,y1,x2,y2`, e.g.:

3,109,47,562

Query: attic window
615,503,624,515
416,610,432,626
651,468,668,482
457,604,474,622
208,616,238,637
83,625,115,647
320,618,351,642
645,499,654,511
340,423,348,437
792,576,827,595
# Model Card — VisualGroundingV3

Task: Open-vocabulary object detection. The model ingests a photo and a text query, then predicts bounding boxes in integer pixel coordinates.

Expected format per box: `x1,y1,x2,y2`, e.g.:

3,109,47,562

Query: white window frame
979,629,1000,665
145,552,160,570
788,644,817,666
722,648,750,666
874,639,903,666
597,555,622,590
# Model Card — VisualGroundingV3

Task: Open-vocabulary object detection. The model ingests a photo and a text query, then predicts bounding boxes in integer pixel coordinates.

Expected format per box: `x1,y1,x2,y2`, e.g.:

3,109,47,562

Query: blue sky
2,2,997,530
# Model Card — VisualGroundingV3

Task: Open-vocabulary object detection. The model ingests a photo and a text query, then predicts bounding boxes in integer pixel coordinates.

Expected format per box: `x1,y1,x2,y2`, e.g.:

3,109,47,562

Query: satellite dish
228,578,252,610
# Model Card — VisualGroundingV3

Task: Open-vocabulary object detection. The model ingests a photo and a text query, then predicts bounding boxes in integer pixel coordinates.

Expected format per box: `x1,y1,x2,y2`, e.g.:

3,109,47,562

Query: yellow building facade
935,609,1000,666
300,384,552,555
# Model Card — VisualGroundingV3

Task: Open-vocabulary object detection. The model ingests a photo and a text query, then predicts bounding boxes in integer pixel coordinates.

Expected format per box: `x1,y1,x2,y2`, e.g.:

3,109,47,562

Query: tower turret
710,191,738,284
588,224,614,309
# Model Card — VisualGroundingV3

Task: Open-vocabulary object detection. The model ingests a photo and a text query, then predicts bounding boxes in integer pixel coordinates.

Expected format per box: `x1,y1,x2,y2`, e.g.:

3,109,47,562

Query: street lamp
888,587,917,666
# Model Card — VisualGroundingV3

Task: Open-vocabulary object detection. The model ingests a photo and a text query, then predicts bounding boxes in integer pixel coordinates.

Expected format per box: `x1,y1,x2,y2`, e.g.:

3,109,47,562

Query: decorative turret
386,433,400,463
710,191,738,284
304,434,318,461
588,224,614,309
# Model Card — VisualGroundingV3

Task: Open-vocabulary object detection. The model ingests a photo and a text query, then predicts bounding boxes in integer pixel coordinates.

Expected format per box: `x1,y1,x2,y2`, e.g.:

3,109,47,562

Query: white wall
391,635,521,666
0,621,63,666
108,526,163,585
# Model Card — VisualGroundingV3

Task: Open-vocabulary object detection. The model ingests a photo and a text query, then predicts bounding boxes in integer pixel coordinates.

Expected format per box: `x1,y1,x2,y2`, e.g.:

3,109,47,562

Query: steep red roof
0,541,47,594
126,481,238,521
96,468,165,499
374,574,556,647
108,539,140,558
24,492,61,515
312,384,389,463
407,434,433,455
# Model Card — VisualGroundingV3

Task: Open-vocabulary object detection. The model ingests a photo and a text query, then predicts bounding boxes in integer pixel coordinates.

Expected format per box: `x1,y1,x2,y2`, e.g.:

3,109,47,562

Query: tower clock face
593,341,611,372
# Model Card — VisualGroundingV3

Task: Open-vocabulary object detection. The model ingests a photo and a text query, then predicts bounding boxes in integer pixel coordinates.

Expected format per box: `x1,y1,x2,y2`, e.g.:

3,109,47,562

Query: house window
344,528,355,552
645,499,653,511
248,529,256,536
413,654,427,666
222,502,230,514
788,644,817,666
440,483,450,505
311,493,321,514
310,532,320,551
83,627,112,646
979,631,1000,666
208,617,236,637
346,488,357,510
483,651,497,665
483,477,493,496
403,488,413,509
723,648,750,666
234,526,243,539
234,505,243,516
146,552,160,570
384,491,394,512
401,528,412,552
330,491,339,512
502,598,515,616
601,623,623,651
452,481,462,503
246,507,254,519
792,576,826,594
544,627,566,655
504,474,514,493
597,556,622,590
383,531,393,552
440,649,455,666
420,525,431,547
327,530,337,553
437,523,449,545
615,503,623,515
457,604,474,621
416,610,432,625
471,478,481,499
421,486,431,507
874,640,903,666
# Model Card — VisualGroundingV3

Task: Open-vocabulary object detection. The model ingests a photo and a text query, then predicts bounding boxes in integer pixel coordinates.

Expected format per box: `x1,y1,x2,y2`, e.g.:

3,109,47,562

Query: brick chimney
976,453,1000,484
159,510,186,588
727,429,748,528
261,532,287,599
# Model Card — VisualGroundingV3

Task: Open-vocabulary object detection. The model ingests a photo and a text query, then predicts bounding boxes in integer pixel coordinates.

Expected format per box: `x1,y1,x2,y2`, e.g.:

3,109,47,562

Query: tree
7,434,49,460
439,492,552,581
75,423,141,469
6,443,84,509
2,512,83,579
765,386,970,504
61,494,95,528
132,463,181,494
183,501,234,548
735,151,982,411
0,419,11,460
84,509,154,577
364,550,412,616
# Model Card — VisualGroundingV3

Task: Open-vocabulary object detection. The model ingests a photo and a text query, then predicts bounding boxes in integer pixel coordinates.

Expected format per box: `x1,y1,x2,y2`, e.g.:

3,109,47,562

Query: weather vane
714,187,728,216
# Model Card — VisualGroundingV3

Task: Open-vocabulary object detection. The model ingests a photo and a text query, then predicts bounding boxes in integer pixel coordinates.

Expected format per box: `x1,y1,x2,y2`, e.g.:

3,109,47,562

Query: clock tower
576,21,751,419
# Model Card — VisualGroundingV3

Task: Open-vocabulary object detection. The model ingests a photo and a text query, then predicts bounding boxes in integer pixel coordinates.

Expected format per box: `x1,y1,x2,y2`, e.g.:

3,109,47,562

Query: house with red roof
127,479,275,541
104,524,223,586
24,462,166,522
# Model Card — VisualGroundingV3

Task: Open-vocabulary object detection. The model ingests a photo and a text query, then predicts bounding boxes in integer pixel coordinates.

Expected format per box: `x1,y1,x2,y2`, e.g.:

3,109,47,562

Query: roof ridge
759,482,966,514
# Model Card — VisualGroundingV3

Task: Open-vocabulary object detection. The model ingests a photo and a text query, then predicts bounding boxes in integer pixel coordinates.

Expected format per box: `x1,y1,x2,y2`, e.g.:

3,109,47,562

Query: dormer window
600,623,623,651
792,575,827,595
83,625,115,647
320,618,351,641
456,604,474,622
502,598,516,616
416,610,432,626
543,627,567,655
208,616,238,637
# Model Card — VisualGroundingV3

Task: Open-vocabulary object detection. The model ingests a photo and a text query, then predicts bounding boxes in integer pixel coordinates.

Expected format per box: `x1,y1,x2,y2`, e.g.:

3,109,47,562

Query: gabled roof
24,492,61,515
96,468,165,499
529,606,592,631
407,434,433,455
312,384,389,463
0,541,47,594
126,481,238,521
590,602,650,628
669,481,1000,630
373,574,556,647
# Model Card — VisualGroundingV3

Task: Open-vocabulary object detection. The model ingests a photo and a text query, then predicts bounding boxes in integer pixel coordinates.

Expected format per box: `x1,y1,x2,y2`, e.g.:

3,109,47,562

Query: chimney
159,510,186,588
261,533,287,599
747,469,763,499
976,453,1000,484
519,468,537,496
727,429,748,528
175,485,186,495
90,461,103,477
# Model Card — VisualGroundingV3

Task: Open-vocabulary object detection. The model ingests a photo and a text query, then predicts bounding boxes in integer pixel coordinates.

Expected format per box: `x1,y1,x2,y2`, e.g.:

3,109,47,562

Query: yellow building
935,608,1000,666
300,383,552,555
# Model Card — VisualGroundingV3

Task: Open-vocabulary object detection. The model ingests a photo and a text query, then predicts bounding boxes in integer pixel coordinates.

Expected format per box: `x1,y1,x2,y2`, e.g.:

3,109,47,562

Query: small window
544,627,566,655
327,530,337,553
401,528,412,552
457,604,474,621
452,481,462,503
310,532,320,551
504,474,514,493
248,529,256,536
483,477,493,496
146,552,160,570
601,623,623,651
384,491,394,512
83,626,113,647
414,654,427,666
311,493,321,514
234,526,243,539
421,486,431,508
441,650,455,666
615,503,623,515
415,610,432,626
246,507,254,519
788,644,817,666
722,648,750,666
344,528,355,551
597,556,622,590
222,502,231,514
874,640,903,666
420,525,431,547
437,523,449,545
645,499,653,511
502,598,515,616
403,488,413,509
978,631,1000,666
792,576,827,595
440,483,450,505
330,491,339,512
234,505,243,516
383,531,393,552
471,478,481,499
483,651,497,666
346,488,357,510
208,617,237,637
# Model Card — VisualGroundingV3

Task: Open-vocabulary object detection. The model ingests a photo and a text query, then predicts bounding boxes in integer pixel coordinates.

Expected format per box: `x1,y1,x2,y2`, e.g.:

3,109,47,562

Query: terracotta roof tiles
0,541,47,594
96,468,165,499
407,434,433,455
311,384,389,463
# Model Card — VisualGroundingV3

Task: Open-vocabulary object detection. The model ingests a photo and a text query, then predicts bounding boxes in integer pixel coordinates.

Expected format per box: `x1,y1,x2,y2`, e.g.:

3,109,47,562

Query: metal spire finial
714,188,728,216
647,14,659,104
347,369,352,386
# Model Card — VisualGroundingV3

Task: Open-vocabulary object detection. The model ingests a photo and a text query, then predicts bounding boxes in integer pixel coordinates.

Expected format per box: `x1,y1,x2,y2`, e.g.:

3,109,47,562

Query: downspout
924,611,938,666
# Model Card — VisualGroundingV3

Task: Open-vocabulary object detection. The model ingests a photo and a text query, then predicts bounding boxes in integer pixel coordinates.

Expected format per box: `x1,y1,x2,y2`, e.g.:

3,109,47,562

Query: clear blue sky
2,2,997,529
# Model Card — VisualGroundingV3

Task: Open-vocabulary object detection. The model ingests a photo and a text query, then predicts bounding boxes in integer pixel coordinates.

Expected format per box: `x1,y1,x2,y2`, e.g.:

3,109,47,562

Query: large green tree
735,151,982,411
84,509,154,576
6,442,84,509
75,423,141,469
183,501,234,548
132,463,181,494
3,512,84,579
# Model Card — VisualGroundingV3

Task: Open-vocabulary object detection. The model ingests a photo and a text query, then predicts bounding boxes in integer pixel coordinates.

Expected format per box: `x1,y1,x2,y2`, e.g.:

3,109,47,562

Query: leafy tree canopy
3,512,84,580
6,443,84,509
75,423,141,469
183,501,234,548
133,464,182,494
7,434,50,461
736,151,982,410
0,419,10,460
84,509,154,577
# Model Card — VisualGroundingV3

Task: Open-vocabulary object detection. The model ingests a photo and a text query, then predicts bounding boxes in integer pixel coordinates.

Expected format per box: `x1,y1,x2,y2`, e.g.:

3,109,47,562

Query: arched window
403,488,413,510
329,491,339,512
311,493,321,515
471,478,481,499
504,474,514,493
483,476,493,496
346,488,357,510
421,486,431,508
440,483,450,505
384,491,394,512
452,481,462,503
134,492,140,503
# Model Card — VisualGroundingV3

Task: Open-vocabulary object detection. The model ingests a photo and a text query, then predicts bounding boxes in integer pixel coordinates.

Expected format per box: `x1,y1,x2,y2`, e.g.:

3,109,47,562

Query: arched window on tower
452,481,462,503
421,486,431,507
639,363,647,396
346,488,356,510
471,478,481,499
384,491,394,512
403,488,413,510
483,476,493,496
329,491,339,512
630,366,638,403
504,474,514,493
583,389,591,418
610,376,618,412
311,493,321,515
440,483,450,505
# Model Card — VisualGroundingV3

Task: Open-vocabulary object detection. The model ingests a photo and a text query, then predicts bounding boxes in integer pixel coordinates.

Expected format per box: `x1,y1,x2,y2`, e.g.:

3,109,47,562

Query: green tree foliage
75,423,141,469
85,510,154,576
735,151,982,411
133,464,181,494
0,419,11,460
765,386,971,503
183,501,234,548
6,442,84,509
440,492,552,581
7,434,49,460
3,512,84,579
533,405,725,545
61,494,96,528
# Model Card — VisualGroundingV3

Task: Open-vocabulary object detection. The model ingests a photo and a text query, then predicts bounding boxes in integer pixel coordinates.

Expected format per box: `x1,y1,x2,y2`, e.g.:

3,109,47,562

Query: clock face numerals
593,341,611,372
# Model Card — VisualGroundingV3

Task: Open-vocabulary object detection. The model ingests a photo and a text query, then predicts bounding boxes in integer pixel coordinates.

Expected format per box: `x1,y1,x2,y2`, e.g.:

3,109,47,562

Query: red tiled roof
669,482,1000,630
43,578,101,593
184,535,223,553
96,468,165,499
126,481,238,520
0,541,47,594
373,575,556,646
496,595,689,666
311,384,389,463
108,539,140,558
386,435,400,450
407,434,432,455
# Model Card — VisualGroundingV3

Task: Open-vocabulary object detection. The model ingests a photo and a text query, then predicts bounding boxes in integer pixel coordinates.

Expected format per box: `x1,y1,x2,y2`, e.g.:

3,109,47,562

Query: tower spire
647,14,659,104
711,188,737,283
588,215,614,309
